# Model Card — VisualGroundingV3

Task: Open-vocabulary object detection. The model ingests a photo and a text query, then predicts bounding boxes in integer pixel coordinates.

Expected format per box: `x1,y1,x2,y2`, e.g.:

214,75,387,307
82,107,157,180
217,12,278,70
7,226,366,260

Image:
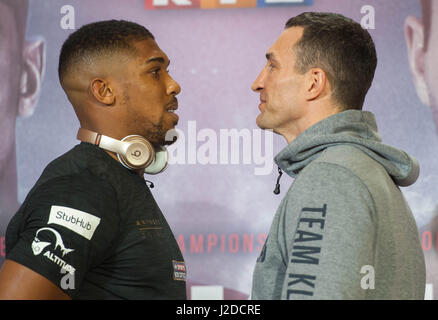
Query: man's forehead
266,27,304,60
132,39,169,64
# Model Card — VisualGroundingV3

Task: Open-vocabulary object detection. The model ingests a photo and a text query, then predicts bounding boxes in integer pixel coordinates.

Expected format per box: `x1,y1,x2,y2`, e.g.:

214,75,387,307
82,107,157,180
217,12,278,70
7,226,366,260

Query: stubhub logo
48,205,101,240
145,0,311,10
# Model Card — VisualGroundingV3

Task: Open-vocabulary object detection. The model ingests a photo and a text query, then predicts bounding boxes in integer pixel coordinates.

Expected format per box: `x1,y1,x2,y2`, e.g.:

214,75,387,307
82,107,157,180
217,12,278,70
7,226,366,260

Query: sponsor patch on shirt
172,260,187,281
48,205,101,240
31,227,76,275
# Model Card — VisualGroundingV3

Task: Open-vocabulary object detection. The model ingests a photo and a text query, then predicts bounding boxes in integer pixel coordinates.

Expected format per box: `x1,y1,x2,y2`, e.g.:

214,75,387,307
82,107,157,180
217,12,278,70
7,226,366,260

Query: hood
275,110,419,187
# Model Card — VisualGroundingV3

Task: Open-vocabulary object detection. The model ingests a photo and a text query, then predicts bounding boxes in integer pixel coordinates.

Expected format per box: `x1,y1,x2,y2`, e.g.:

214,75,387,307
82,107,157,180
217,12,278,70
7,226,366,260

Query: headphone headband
76,128,168,174
77,128,129,155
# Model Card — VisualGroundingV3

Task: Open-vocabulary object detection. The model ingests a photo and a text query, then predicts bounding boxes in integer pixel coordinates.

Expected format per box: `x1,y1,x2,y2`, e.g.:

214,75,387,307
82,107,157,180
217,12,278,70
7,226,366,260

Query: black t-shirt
5,143,186,299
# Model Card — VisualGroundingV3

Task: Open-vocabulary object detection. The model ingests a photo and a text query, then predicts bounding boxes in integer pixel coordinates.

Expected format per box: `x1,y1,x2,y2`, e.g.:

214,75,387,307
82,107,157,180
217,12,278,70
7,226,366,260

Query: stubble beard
139,120,178,149
144,122,166,148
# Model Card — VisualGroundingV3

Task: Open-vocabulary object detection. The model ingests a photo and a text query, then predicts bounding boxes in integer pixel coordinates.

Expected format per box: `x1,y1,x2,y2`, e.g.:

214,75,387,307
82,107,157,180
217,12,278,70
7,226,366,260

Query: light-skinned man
251,12,425,300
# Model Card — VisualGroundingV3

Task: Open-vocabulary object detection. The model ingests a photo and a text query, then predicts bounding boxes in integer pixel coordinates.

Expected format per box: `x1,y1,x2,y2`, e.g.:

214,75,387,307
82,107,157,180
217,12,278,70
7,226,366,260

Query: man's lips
166,99,179,122
259,99,266,112
166,98,178,111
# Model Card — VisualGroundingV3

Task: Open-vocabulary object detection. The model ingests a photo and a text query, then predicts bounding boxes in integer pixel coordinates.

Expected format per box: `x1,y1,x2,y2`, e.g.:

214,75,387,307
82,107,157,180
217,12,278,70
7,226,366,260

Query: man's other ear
18,38,45,117
405,16,430,106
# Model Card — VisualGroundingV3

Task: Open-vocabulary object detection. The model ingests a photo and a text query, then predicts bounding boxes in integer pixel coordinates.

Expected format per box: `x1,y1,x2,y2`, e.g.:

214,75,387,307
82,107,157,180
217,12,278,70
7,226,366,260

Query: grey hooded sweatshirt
251,110,426,300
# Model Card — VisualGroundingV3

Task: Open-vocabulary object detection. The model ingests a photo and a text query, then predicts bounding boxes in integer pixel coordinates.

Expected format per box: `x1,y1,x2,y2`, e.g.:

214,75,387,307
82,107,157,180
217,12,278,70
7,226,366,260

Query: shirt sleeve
279,162,376,300
6,172,120,298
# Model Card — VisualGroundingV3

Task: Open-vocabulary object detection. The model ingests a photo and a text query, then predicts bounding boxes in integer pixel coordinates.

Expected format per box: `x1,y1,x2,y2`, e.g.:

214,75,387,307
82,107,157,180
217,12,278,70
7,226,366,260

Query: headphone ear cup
118,135,154,170
145,147,169,175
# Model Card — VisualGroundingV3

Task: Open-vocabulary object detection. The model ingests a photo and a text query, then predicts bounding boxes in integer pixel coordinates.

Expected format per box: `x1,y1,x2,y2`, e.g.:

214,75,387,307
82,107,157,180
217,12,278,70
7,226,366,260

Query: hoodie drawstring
273,167,283,195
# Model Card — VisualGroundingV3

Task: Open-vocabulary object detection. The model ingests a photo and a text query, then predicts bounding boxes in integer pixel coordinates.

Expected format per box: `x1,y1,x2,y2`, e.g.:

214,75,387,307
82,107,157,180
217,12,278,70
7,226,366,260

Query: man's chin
256,115,271,130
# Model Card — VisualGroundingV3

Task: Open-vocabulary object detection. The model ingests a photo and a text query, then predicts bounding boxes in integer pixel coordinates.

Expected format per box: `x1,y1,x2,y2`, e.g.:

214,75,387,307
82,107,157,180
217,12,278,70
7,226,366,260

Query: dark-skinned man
0,20,185,300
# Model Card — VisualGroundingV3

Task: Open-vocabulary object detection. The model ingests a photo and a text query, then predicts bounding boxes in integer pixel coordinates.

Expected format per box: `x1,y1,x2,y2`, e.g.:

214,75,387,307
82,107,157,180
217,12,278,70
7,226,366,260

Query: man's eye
150,67,169,77
151,68,161,76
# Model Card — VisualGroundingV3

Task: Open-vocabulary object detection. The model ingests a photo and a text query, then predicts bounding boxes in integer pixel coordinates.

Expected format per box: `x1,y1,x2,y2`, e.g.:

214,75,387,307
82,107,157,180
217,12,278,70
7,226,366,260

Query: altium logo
31,227,76,274
32,227,74,257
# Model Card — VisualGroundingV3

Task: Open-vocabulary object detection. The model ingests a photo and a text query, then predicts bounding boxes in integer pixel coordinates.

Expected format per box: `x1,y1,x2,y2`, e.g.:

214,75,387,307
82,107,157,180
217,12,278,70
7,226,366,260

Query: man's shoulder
292,144,395,205
34,171,116,197
18,171,118,224
315,144,378,168
291,144,389,196
41,143,115,178
308,144,388,180
24,144,120,208
35,143,124,192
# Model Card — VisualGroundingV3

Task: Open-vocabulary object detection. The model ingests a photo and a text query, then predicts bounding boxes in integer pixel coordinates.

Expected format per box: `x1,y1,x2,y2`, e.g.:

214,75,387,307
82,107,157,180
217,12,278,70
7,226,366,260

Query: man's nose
251,69,265,93
167,76,181,96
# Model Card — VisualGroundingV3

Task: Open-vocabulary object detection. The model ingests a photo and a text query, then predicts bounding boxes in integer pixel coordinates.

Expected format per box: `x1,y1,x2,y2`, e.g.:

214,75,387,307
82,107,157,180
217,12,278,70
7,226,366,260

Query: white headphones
77,128,168,175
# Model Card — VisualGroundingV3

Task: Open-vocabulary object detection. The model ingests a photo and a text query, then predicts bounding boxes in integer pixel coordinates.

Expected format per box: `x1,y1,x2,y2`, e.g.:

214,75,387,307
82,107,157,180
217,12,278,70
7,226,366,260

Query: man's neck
280,102,342,144
104,150,144,177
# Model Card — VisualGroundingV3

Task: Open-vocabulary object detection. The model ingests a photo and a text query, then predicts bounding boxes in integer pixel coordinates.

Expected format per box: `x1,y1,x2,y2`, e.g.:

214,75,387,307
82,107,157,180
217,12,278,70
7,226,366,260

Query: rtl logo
145,0,311,10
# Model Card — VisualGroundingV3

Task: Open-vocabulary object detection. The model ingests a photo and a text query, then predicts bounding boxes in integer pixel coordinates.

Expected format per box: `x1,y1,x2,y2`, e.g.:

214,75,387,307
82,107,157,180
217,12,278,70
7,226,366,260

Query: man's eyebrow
266,52,276,61
145,56,167,65
265,52,280,66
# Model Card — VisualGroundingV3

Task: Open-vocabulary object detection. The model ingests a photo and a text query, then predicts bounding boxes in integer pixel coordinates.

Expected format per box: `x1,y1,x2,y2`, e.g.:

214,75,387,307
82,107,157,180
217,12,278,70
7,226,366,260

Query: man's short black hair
285,12,377,110
58,20,155,83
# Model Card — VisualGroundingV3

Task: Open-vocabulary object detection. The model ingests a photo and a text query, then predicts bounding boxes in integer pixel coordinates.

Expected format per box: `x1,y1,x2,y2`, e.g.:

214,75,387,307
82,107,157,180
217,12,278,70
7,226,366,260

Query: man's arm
280,162,376,299
0,259,70,300
1,174,119,300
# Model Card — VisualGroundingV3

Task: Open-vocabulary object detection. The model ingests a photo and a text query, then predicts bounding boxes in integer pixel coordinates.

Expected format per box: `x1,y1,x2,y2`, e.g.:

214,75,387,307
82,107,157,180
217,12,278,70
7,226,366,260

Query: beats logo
132,150,142,158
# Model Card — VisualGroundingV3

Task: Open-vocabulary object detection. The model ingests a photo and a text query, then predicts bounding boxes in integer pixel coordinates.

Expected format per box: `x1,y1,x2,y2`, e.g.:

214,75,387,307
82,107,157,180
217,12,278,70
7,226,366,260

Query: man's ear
89,78,116,106
305,68,327,101
405,16,430,106
18,38,45,117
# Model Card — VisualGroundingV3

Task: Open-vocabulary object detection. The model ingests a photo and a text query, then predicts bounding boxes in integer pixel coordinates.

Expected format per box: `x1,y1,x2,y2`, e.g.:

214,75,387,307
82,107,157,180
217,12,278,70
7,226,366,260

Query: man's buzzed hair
58,20,155,83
